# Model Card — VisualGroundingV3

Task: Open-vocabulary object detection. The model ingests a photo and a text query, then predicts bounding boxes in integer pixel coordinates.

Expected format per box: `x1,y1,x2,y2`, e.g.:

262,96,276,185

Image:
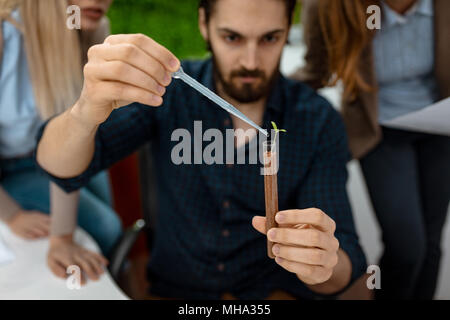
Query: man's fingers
272,245,338,269
251,216,267,235
100,81,163,107
104,34,180,72
251,216,296,235
89,61,166,98
275,209,336,233
76,34,177,124
267,227,333,250
274,257,333,284
89,43,172,87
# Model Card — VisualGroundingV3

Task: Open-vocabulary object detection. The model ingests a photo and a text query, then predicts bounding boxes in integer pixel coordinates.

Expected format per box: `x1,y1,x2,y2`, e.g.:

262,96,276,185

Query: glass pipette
172,67,268,137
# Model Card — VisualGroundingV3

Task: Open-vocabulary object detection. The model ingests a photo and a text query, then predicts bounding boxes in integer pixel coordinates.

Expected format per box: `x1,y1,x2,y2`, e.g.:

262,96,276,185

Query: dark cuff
333,237,368,296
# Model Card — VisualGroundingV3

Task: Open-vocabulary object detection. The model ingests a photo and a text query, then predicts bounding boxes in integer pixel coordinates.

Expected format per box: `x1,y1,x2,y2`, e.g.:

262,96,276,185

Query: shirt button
223,118,231,127
222,229,230,237
223,201,230,209
217,263,225,272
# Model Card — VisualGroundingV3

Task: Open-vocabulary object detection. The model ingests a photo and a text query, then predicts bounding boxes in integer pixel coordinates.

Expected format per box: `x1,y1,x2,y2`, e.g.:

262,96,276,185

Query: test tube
263,140,279,259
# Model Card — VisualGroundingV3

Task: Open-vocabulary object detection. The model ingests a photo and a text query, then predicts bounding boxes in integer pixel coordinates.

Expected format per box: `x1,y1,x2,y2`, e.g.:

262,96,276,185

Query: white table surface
0,222,129,300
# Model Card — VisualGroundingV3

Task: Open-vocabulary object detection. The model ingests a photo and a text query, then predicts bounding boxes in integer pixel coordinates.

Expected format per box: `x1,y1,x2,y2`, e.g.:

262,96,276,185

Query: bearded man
36,0,367,299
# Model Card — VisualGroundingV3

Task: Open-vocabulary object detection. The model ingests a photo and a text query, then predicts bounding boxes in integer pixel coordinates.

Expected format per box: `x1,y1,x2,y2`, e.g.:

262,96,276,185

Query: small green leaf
269,121,287,150
271,121,278,131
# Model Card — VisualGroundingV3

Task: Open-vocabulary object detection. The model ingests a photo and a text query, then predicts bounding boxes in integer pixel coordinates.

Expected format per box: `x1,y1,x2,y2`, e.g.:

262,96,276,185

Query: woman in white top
0,0,121,284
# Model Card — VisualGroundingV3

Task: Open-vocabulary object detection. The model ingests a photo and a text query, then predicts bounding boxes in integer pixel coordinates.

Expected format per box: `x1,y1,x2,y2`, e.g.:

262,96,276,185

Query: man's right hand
72,34,181,127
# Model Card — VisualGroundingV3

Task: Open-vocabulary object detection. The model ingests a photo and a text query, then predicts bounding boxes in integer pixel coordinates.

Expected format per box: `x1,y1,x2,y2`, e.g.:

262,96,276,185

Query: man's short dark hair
199,0,297,25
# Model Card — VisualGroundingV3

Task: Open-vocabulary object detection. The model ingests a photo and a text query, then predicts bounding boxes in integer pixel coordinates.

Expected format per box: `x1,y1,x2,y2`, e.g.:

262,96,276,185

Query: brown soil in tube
264,151,278,259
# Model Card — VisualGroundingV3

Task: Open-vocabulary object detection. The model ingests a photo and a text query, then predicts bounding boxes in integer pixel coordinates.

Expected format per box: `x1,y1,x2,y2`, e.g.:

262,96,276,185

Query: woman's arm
0,185,22,222
49,182,79,236
47,182,108,283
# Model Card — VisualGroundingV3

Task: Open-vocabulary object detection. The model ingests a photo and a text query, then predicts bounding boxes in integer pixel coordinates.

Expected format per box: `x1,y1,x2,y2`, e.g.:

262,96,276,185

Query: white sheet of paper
383,97,450,136
0,232,15,266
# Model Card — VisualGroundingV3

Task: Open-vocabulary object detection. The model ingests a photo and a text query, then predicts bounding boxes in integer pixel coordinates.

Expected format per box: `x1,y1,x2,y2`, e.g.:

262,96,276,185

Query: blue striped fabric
374,0,439,124
36,59,367,299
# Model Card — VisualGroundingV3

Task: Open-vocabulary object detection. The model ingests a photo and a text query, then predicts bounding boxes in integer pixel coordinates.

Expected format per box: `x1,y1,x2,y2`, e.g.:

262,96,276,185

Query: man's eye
225,35,240,43
262,35,278,44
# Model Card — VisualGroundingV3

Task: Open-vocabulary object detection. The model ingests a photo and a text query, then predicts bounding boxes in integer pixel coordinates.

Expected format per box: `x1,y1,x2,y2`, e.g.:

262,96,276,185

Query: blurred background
107,0,301,58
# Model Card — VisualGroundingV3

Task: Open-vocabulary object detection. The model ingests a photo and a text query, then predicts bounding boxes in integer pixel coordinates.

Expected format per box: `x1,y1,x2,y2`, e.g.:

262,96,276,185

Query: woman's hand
7,210,50,239
47,234,109,285
252,208,340,285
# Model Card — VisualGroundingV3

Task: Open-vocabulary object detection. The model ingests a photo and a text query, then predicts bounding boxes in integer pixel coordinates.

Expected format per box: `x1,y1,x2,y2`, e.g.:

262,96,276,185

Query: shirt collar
204,58,283,113
416,0,434,16
382,0,433,28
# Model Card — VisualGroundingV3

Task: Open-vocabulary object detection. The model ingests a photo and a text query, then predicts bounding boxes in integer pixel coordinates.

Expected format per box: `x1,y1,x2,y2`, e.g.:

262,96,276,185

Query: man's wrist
69,100,100,135
304,249,352,295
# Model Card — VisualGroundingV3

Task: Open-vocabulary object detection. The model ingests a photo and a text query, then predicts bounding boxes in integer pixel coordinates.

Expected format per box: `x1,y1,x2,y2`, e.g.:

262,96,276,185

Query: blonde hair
318,0,379,100
18,0,83,120
0,0,21,18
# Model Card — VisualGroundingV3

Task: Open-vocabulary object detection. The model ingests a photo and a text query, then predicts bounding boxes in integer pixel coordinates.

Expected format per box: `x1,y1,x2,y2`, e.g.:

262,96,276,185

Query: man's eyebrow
217,28,243,36
217,28,286,36
262,29,285,36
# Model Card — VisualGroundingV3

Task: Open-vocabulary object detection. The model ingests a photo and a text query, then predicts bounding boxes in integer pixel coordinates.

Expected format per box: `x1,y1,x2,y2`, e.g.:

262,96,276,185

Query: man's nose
240,43,259,71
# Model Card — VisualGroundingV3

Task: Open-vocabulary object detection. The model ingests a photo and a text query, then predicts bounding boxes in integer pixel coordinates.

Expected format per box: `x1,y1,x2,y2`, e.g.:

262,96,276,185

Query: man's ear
198,8,209,41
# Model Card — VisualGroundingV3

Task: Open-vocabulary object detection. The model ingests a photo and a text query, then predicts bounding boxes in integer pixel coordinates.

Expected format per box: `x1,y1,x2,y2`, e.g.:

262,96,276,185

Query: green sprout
270,121,287,150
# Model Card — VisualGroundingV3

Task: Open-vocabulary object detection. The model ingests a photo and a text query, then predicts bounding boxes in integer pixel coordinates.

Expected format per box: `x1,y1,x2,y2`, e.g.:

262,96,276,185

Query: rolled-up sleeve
296,105,367,289
34,103,156,193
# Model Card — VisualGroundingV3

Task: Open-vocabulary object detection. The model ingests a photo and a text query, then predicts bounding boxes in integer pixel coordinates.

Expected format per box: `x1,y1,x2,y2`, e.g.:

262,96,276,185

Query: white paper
0,232,15,266
383,97,450,136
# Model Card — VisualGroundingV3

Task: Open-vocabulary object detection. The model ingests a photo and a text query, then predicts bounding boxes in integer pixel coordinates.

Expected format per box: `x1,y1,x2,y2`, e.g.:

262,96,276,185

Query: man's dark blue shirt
36,59,367,299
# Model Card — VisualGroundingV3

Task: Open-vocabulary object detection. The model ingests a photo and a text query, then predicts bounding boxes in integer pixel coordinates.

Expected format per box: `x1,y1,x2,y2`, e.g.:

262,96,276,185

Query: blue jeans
0,157,122,256
360,127,450,299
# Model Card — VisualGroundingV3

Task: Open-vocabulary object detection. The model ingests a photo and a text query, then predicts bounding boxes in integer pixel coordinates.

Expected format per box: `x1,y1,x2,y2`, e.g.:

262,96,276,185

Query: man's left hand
252,208,340,285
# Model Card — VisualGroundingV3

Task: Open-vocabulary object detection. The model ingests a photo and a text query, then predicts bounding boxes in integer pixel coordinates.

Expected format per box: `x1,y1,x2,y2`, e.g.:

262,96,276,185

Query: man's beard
211,48,280,104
